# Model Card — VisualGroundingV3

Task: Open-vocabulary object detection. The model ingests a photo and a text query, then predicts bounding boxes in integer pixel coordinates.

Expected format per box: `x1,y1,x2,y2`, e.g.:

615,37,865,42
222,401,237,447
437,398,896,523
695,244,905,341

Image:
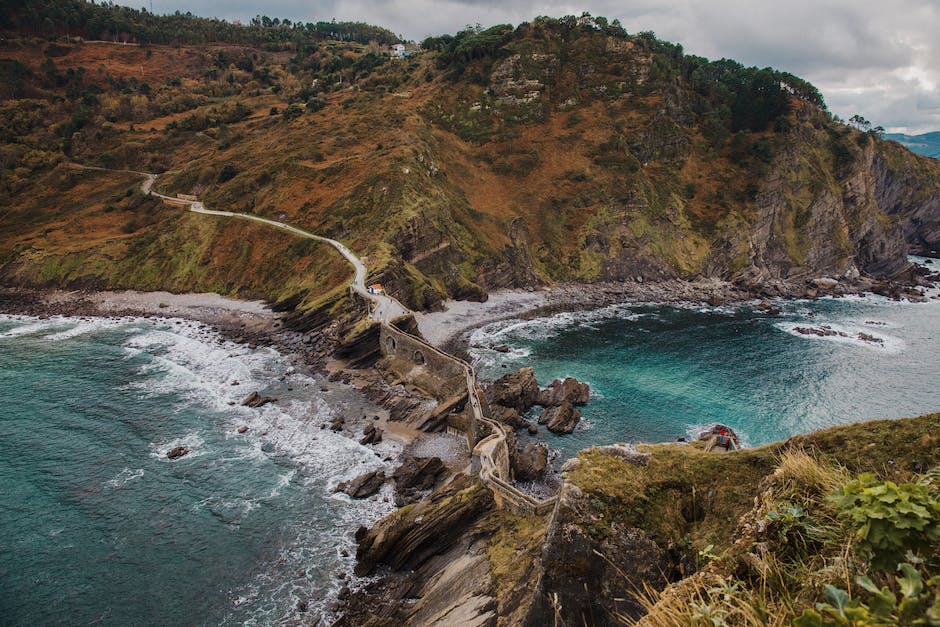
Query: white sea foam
105,467,145,488
0,320,56,338
774,320,905,354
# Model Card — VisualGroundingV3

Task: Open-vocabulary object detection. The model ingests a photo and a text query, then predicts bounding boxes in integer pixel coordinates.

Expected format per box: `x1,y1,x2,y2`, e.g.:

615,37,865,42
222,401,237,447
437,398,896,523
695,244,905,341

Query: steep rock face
713,116,912,285
871,144,940,256
526,482,668,624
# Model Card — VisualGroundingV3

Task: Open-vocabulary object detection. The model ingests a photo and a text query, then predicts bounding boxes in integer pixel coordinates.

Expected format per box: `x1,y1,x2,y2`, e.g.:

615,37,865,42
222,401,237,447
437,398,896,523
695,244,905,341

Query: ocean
4,268,940,623
472,267,940,459
0,315,395,625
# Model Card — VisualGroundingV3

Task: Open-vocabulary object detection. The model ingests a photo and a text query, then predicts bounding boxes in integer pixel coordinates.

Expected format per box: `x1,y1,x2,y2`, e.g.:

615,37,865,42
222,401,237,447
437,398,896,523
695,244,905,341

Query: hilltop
1,4,940,325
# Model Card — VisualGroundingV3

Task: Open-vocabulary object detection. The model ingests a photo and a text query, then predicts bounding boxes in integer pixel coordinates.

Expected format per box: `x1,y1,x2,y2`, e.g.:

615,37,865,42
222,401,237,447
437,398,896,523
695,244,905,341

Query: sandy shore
415,278,755,351
414,289,550,346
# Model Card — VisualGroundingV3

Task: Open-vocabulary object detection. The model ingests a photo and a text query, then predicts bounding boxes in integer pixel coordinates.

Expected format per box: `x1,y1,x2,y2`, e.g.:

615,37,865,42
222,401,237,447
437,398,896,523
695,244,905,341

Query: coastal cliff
2,9,940,318
339,413,940,625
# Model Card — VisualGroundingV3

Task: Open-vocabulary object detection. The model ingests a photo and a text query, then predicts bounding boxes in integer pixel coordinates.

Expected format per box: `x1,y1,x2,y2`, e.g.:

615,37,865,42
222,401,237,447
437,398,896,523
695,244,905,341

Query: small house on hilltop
391,43,405,58
368,284,384,295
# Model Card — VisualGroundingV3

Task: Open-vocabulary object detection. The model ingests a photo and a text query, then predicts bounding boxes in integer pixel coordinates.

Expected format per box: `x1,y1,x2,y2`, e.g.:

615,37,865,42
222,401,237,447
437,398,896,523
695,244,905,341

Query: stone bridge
368,298,558,516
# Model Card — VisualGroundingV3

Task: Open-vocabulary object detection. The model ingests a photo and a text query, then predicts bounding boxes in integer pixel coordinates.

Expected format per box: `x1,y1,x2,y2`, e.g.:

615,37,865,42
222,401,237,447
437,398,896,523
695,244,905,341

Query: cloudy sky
130,0,940,134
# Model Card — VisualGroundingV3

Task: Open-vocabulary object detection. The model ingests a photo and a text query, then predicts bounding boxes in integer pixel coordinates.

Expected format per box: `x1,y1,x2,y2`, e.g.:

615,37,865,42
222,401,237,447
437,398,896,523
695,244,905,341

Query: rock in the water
393,456,447,505
330,416,346,432
242,391,277,408
335,470,386,498
539,401,581,433
490,404,530,430
360,424,384,445
488,367,540,412
166,446,189,459
538,377,590,407
515,443,549,481
237,426,248,434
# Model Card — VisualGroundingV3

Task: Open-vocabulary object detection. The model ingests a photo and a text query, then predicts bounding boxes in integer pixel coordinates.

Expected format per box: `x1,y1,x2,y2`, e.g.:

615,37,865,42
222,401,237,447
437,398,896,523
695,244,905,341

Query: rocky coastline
3,264,940,625
425,267,939,356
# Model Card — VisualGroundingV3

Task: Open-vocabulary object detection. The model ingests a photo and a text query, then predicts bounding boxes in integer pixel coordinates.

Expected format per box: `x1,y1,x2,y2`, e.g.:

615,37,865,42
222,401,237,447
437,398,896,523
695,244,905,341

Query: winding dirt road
70,164,407,321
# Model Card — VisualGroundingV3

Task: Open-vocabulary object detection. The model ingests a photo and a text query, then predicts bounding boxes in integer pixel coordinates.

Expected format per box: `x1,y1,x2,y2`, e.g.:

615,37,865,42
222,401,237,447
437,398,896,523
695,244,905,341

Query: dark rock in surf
242,391,276,408
335,470,386,498
166,446,189,459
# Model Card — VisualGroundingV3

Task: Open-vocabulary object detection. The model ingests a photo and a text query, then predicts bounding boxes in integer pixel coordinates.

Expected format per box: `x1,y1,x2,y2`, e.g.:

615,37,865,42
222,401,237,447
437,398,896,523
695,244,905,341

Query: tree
849,114,872,132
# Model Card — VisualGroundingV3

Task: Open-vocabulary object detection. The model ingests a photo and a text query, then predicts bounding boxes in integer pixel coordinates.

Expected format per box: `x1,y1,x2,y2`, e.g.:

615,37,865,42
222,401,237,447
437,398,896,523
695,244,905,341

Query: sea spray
0,315,394,625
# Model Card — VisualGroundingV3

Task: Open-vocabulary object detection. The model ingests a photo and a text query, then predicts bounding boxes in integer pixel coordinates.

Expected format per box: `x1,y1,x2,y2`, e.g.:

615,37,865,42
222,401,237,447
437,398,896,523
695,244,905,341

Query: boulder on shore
329,416,346,432
538,401,581,433
360,424,384,445
488,367,540,412
393,456,447,505
514,443,549,481
335,470,386,498
166,446,189,459
242,391,277,408
538,377,590,407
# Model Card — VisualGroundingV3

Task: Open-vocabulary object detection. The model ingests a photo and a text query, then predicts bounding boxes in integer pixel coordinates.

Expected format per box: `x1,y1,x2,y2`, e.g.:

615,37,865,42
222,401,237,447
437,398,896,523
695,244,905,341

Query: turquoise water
0,316,394,625
472,282,940,459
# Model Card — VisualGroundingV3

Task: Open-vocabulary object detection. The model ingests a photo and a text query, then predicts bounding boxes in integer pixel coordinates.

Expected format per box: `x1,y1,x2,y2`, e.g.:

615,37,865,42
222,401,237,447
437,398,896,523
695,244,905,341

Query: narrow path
71,163,555,513
69,163,406,321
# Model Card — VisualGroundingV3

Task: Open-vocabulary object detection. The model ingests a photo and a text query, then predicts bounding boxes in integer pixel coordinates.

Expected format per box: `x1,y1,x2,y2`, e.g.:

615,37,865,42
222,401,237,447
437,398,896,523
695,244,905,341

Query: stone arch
386,335,397,351
413,350,426,365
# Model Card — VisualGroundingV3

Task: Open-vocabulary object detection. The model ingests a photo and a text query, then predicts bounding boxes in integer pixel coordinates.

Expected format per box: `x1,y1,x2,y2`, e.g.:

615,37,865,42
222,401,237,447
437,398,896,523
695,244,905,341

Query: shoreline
416,277,896,355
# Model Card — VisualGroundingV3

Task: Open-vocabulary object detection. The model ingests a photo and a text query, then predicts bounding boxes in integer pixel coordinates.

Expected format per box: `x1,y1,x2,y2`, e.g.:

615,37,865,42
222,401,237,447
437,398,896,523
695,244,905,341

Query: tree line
0,0,398,47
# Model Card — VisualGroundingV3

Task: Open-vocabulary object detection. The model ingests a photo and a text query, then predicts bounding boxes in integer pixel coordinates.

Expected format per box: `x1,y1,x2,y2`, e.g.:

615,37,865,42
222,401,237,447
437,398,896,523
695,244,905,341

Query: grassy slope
2,22,940,315
566,413,940,623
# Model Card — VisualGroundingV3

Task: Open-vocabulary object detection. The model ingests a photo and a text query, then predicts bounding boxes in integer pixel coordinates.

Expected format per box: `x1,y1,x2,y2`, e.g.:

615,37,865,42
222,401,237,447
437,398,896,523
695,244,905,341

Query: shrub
828,473,940,570
217,164,237,183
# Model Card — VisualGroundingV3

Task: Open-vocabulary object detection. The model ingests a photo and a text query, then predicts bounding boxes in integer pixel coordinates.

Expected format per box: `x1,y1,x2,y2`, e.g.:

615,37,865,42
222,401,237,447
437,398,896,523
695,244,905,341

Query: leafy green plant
794,564,940,626
765,503,828,554
828,473,940,570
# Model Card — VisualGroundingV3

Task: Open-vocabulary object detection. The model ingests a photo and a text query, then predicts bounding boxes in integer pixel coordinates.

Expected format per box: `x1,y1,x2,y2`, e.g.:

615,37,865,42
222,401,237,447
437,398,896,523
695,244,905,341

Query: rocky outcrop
487,370,591,434
488,367,540,412
242,391,276,408
355,475,494,576
393,456,448,506
537,377,591,407
335,470,386,498
538,401,582,434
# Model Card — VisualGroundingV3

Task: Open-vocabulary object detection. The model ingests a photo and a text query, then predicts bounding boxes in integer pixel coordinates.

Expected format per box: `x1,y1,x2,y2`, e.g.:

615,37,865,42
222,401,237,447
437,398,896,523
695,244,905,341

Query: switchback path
70,163,555,514
68,163,407,321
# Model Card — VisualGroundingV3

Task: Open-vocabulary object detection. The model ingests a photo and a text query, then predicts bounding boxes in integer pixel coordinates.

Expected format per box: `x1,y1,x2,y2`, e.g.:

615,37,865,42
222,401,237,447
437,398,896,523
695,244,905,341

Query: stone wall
379,323,467,400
